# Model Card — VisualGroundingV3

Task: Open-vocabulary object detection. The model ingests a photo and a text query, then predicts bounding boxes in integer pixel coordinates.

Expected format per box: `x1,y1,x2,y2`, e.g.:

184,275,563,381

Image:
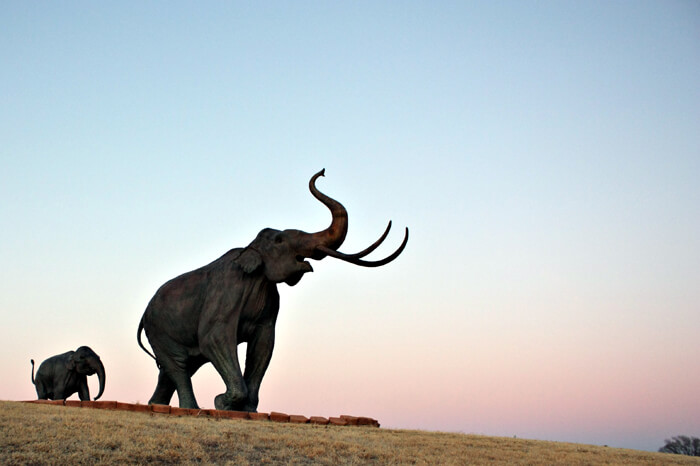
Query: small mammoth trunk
93,358,106,400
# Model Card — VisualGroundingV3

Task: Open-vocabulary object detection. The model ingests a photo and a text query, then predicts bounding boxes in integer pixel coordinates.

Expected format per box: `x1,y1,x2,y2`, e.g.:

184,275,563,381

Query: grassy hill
2,401,698,465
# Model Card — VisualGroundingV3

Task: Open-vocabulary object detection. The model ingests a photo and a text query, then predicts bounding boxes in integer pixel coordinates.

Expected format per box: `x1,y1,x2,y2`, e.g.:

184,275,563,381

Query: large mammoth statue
138,169,408,412
31,346,106,401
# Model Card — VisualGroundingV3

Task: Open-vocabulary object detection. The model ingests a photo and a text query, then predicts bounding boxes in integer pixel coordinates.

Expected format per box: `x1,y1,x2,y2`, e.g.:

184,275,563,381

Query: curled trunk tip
307,169,348,255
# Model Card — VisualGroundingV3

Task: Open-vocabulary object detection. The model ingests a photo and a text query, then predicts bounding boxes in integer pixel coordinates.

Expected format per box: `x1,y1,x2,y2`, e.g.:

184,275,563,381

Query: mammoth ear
65,352,76,371
234,248,262,274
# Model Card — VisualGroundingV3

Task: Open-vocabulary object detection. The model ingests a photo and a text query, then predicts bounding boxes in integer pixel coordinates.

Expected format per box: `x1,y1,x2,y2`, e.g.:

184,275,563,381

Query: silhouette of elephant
31,346,106,401
138,169,408,412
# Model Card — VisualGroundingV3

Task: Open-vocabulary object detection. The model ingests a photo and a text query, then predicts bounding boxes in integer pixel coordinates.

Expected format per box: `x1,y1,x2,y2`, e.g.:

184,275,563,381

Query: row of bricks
24,399,380,427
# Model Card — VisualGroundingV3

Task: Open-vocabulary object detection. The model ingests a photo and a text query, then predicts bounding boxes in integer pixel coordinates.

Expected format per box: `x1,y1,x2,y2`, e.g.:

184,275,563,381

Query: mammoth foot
214,393,257,412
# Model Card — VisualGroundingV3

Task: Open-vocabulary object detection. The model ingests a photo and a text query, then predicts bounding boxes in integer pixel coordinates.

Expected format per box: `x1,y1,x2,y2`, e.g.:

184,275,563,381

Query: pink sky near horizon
6,289,698,452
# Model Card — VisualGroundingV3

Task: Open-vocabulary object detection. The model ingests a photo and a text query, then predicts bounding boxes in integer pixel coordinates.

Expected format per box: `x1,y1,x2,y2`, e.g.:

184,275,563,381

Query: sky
1,1,698,453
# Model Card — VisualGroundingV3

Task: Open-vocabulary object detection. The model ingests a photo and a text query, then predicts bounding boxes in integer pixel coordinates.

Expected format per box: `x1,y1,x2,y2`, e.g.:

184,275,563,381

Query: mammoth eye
274,236,283,244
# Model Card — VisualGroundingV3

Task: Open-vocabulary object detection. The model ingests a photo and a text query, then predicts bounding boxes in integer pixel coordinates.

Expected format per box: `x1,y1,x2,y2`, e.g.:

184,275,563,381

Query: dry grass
2,401,698,465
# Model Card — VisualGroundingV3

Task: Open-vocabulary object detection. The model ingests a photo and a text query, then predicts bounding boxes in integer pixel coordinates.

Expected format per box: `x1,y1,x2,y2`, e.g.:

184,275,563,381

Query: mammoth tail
137,316,158,365
31,359,36,385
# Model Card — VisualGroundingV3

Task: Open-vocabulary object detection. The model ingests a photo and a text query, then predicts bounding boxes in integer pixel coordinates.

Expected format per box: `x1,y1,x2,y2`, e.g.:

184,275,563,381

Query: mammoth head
67,346,106,400
234,169,409,286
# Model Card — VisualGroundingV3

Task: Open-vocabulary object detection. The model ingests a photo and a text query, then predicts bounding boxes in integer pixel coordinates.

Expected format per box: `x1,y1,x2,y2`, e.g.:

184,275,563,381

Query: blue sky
1,1,699,452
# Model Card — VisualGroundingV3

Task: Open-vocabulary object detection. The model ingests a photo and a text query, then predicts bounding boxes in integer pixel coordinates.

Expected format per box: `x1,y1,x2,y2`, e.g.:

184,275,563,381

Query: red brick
150,404,171,414
248,412,269,421
357,417,380,427
171,407,195,416
169,407,208,417
81,400,96,408
329,417,348,426
309,416,329,425
36,399,64,406
270,411,290,423
64,400,82,408
340,415,359,426
209,409,248,420
93,401,117,410
131,404,151,413
289,415,309,424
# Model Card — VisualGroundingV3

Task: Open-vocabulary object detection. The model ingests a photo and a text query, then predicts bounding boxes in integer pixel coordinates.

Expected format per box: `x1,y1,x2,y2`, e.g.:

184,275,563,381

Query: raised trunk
93,358,106,401
306,169,348,258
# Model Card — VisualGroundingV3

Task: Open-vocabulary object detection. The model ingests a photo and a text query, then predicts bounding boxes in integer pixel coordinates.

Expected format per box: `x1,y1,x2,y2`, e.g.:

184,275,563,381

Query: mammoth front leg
78,377,90,401
201,329,249,411
242,323,275,412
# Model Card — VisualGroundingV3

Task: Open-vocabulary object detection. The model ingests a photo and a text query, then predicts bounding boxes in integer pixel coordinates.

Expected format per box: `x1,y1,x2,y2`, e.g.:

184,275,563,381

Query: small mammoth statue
31,346,106,401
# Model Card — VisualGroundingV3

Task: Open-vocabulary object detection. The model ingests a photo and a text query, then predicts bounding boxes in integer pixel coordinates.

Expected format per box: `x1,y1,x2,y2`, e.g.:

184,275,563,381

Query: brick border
23,400,379,428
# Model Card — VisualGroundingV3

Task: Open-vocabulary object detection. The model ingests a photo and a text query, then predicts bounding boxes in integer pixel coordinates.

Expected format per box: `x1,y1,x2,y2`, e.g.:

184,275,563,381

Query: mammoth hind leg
34,378,51,400
149,369,199,409
170,369,199,409
148,370,177,406
148,357,204,409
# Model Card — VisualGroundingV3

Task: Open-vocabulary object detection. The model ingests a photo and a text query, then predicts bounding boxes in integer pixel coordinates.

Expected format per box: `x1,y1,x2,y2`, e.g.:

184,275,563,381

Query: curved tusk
333,221,393,260
315,227,408,267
